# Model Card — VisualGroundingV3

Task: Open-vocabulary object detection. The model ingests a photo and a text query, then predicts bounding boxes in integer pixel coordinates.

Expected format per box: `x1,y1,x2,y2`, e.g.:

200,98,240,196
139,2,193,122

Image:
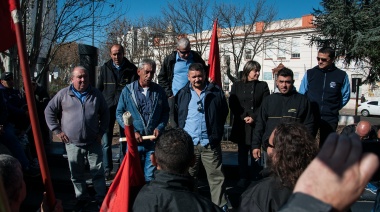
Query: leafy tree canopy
311,0,380,83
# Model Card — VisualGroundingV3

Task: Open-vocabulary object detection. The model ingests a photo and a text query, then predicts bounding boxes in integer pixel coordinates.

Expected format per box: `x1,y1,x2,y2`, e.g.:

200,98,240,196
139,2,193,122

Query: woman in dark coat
229,60,269,187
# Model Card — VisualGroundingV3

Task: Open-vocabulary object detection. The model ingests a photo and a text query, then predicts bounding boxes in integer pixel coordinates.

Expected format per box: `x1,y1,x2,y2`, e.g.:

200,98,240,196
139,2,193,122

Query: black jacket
133,170,222,212
96,58,137,107
158,51,207,97
239,176,293,212
175,82,228,148
229,80,269,145
252,90,314,150
279,193,332,211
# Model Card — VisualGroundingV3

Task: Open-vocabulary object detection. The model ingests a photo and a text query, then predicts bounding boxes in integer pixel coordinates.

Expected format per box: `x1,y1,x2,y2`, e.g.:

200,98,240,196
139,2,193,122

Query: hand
40,192,63,212
57,132,69,144
244,116,254,124
252,148,261,159
135,132,143,143
293,133,379,211
152,129,160,141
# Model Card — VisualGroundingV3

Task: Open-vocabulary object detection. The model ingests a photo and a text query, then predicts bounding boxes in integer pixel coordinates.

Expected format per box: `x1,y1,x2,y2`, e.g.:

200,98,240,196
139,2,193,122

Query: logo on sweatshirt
330,82,336,88
288,109,297,113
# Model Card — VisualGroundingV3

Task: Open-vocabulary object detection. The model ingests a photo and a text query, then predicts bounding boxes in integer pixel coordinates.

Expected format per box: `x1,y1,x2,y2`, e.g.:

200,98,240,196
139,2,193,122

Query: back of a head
154,129,194,174
0,154,24,204
177,37,190,49
270,123,318,188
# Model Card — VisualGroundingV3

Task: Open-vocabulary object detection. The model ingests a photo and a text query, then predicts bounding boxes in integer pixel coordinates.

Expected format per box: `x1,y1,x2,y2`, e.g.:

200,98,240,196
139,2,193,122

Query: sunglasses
316,57,329,62
178,50,190,55
267,143,275,148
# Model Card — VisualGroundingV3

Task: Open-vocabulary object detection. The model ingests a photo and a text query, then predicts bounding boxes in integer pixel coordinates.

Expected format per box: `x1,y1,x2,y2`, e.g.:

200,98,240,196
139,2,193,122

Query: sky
123,0,323,21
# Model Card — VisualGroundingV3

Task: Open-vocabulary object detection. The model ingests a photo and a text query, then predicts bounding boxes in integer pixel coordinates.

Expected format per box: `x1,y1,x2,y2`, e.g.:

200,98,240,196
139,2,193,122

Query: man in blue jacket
175,63,229,210
299,47,350,147
116,58,169,183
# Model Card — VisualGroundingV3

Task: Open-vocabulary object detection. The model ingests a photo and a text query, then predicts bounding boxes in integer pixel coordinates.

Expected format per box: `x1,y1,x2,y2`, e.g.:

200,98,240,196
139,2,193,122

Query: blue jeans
65,142,106,201
0,124,30,169
125,141,155,182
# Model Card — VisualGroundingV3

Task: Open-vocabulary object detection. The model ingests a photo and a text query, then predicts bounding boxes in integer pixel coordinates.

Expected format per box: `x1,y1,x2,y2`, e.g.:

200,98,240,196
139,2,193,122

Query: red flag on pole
208,19,222,88
101,112,145,212
0,0,17,52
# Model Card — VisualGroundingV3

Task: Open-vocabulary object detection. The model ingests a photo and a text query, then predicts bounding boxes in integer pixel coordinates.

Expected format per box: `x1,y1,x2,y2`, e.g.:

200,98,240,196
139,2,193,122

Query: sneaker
221,204,229,212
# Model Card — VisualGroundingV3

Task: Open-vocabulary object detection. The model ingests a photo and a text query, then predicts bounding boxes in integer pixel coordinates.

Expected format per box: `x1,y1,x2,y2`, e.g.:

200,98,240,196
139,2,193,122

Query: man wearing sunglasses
158,37,207,128
299,47,350,148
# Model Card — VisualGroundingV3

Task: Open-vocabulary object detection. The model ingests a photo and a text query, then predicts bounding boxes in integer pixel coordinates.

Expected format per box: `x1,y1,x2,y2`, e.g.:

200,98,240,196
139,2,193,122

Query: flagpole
10,0,56,209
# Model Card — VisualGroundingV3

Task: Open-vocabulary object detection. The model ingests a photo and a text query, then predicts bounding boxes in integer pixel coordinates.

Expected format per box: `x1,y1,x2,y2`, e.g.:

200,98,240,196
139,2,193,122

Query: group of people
1,38,378,212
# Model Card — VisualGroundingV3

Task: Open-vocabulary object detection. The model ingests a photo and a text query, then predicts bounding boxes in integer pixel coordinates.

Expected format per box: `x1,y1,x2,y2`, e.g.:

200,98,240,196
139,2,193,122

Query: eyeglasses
178,50,190,55
267,143,275,148
316,57,329,62
197,100,203,112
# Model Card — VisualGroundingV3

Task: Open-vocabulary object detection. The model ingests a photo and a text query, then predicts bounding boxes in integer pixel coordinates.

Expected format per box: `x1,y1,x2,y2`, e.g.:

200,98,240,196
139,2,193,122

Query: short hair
269,122,318,188
110,44,125,54
188,63,205,75
138,58,156,71
276,67,294,80
318,47,335,59
71,66,88,78
241,60,261,83
0,154,23,202
177,37,190,49
154,129,194,174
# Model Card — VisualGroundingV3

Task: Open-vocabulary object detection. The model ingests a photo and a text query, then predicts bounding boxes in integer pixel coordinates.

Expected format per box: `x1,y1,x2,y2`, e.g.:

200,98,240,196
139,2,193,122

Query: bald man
340,121,377,141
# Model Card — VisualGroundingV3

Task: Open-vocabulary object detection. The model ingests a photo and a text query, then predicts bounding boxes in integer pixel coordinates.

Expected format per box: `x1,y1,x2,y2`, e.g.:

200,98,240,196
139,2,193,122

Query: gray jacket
44,85,109,146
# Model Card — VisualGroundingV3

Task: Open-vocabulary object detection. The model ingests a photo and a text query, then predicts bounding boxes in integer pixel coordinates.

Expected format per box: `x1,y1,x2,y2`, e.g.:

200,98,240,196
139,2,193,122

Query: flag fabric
0,0,17,52
101,112,145,212
208,19,222,88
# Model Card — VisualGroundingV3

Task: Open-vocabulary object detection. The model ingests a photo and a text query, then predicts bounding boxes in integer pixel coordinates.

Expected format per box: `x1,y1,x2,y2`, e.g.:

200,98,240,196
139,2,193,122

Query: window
265,39,274,59
278,38,286,58
245,50,252,60
368,101,378,105
291,37,300,58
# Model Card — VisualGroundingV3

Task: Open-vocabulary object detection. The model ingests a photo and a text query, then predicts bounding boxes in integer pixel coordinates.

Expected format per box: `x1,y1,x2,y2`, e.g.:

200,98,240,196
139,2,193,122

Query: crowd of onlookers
1,41,379,212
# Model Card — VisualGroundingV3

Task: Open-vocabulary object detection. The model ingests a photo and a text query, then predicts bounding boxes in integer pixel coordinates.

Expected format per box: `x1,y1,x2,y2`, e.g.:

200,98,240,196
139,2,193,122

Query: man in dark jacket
175,63,229,210
299,47,350,147
158,37,207,128
252,67,314,160
97,44,138,178
133,128,222,212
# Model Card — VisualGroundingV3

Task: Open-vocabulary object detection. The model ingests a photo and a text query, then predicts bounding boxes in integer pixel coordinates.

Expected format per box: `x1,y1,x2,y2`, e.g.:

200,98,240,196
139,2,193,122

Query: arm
98,93,110,136
116,89,128,129
302,98,314,135
157,56,173,97
44,93,62,134
228,83,241,116
252,82,270,119
251,99,269,158
154,89,170,132
298,72,308,95
96,66,104,91
340,74,351,109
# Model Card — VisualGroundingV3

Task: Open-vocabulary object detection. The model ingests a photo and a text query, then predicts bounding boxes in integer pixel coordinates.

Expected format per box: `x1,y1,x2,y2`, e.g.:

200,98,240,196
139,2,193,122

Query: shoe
221,204,229,212
24,167,40,177
105,169,112,180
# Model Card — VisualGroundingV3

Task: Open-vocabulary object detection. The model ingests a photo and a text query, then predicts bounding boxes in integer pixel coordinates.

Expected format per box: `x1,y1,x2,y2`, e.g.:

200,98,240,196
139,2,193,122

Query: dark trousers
318,120,338,148
238,142,262,180
168,97,177,128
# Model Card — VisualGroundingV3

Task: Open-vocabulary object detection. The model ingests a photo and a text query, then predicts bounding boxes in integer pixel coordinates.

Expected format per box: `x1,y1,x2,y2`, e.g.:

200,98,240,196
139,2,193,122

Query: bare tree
214,0,277,82
161,0,212,56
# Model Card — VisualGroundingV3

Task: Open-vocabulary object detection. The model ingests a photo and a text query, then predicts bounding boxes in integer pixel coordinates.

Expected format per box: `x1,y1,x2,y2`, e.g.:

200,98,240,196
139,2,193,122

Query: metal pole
11,1,56,208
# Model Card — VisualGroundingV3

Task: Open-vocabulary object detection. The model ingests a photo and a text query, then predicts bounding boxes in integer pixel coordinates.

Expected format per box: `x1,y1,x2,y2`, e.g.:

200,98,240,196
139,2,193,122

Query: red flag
101,112,145,212
208,19,222,88
0,0,17,52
